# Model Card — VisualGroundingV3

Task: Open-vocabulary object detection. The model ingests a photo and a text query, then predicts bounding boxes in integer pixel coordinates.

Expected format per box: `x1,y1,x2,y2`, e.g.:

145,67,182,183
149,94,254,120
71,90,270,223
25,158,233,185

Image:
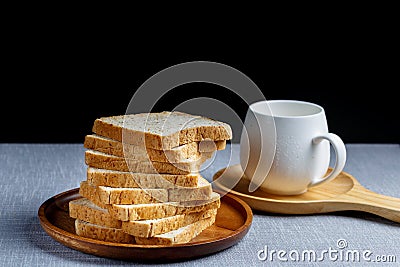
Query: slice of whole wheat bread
84,134,226,162
108,192,220,221
85,150,212,174
134,215,216,245
167,177,212,202
79,180,109,209
81,181,167,205
69,198,121,228
98,186,168,205
87,167,200,188
84,176,212,205
75,215,216,245
122,208,217,238
74,219,135,244
79,182,220,221
92,111,232,150
69,197,217,238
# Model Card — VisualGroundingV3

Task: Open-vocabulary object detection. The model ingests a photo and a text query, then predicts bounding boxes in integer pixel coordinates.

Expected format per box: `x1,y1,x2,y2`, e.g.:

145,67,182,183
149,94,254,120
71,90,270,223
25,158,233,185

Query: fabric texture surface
0,143,399,266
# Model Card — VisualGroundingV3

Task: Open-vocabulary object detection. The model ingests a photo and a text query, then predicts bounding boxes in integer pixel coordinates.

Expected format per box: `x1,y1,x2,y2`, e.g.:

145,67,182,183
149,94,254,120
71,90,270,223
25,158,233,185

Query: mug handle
308,133,347,187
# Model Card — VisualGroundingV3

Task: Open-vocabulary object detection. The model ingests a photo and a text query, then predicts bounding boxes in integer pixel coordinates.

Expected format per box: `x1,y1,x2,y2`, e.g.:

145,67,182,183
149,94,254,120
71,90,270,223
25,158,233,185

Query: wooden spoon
213,164,400,223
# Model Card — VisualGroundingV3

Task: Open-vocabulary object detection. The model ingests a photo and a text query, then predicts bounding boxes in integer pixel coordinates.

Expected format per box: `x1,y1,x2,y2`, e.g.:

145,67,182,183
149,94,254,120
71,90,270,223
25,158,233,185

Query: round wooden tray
38,188,253,262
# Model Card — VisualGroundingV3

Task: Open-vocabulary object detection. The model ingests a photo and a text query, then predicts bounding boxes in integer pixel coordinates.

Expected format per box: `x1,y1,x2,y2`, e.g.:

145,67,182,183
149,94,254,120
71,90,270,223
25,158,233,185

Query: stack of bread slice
69,111,232,245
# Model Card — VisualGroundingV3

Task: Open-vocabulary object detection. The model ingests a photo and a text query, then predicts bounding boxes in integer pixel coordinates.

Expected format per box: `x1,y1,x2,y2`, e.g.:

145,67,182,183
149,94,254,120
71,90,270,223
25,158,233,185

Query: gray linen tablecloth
0,143,399,266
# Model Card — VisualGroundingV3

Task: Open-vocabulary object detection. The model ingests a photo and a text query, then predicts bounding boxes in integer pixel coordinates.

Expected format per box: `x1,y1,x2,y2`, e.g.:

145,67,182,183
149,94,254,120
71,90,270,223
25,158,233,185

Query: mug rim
249,100,325,118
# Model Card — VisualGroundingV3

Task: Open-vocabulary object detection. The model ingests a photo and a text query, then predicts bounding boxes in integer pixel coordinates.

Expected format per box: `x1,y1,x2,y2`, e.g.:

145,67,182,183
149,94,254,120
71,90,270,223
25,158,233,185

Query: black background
2,15,399,144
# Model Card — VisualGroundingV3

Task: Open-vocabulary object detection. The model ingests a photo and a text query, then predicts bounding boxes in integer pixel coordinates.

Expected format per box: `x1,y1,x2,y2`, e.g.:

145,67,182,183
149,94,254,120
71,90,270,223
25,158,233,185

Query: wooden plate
38,188,253,262
213,164,400,223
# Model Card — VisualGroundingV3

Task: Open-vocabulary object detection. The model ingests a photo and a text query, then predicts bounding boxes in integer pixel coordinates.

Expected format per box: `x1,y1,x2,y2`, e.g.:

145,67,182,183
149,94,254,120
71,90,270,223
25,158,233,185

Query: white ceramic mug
240,100,346,195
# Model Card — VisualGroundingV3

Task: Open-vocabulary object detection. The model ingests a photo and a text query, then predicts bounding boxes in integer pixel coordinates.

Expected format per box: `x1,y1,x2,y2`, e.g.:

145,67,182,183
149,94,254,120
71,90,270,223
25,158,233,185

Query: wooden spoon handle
338,185,400,223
